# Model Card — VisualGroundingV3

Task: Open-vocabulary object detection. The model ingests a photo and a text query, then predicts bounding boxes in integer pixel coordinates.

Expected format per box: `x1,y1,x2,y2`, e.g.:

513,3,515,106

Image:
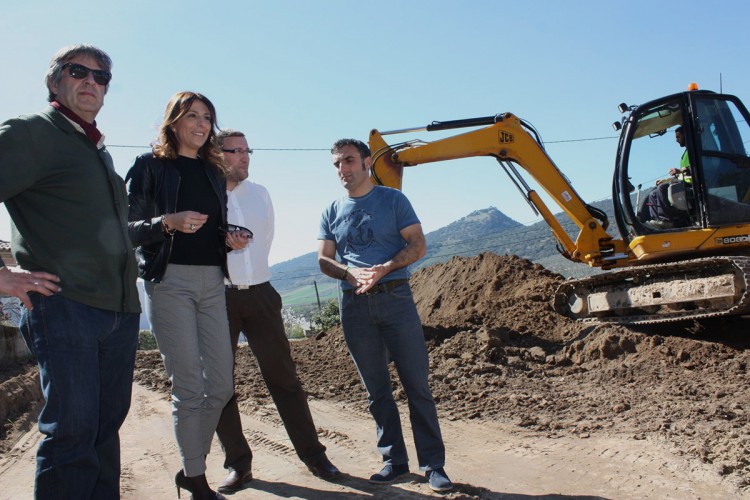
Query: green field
280,279,339,311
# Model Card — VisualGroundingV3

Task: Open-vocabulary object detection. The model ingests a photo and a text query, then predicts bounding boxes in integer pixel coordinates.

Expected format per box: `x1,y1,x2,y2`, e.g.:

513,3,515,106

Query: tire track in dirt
0,383,745,499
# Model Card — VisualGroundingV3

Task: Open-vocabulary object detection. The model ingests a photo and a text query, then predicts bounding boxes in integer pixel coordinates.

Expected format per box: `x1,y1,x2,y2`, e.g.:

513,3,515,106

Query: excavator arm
368,102,750,324
368,112,630,269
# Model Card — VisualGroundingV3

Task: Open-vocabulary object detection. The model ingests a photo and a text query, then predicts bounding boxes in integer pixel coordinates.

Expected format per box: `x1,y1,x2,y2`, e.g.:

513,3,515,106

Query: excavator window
624,98,694,229
695,96,750,225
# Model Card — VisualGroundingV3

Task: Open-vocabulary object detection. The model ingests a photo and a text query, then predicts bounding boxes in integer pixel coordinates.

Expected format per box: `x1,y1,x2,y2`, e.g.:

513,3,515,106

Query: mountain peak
427,207,522,244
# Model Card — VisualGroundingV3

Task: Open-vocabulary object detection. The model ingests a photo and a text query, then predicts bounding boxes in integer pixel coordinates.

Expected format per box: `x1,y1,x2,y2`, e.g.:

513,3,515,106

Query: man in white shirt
214,129,340,494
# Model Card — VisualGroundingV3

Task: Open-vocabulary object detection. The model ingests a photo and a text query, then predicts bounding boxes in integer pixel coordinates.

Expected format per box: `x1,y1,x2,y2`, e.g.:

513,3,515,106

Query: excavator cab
614,90,750,250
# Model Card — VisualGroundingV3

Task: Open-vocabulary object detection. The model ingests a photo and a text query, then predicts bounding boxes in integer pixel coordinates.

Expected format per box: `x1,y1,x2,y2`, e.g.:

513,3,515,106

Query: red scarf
50,101,103,145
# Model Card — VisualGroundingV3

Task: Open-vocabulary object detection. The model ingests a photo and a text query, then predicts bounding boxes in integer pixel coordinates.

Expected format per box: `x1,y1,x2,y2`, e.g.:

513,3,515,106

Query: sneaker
645,219,674,229
368,463,409,484
426,467,453,492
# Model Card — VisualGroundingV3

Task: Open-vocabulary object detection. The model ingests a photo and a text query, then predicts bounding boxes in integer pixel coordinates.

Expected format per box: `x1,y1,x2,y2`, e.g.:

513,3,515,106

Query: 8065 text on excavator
368,85,750,324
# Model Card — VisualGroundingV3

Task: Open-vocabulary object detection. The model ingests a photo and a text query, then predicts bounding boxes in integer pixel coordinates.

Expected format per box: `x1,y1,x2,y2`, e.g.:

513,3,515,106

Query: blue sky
1,1,749,264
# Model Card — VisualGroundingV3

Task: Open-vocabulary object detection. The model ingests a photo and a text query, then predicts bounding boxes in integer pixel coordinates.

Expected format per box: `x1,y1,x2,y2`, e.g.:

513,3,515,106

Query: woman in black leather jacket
126,91,247,500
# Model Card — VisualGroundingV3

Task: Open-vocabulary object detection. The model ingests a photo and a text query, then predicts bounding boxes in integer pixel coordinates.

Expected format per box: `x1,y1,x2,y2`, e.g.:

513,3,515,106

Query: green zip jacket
0,107,140,313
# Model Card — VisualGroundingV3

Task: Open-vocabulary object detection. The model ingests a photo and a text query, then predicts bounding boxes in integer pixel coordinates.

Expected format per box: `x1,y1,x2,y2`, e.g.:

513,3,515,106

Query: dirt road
2,252,749,498
0,382,744,499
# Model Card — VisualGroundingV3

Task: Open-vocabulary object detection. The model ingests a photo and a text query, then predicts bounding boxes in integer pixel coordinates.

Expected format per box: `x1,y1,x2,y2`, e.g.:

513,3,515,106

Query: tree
138,329,158,350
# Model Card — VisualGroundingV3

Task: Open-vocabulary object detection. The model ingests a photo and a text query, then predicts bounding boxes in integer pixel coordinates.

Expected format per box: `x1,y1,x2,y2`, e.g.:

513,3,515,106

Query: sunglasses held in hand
62,62,112,86
219,224,253,239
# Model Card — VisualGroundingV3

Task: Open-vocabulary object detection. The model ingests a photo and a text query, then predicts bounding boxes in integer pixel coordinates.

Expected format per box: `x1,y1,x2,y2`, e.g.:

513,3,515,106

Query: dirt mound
0,360,41,455
416,254,750,487
412,252,570,338
13,252,750,491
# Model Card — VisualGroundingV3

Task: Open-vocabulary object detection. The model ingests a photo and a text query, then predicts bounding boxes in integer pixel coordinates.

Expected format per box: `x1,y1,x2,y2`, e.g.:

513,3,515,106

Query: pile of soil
5,252,749,490
0,358,41,455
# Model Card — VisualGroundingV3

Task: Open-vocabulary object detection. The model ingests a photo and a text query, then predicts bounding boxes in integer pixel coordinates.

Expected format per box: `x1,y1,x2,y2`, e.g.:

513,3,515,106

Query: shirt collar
50,100,104,147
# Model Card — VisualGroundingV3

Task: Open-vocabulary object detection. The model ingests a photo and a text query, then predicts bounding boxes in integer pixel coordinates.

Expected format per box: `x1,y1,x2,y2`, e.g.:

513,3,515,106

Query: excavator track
553,256,750,325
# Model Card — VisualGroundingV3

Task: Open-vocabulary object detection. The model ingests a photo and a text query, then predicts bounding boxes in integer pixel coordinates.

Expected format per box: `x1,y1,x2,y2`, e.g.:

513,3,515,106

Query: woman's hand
163,211,209,233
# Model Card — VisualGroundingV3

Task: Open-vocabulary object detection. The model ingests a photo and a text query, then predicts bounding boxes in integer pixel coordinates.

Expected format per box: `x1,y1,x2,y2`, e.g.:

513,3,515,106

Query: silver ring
189,224,196,230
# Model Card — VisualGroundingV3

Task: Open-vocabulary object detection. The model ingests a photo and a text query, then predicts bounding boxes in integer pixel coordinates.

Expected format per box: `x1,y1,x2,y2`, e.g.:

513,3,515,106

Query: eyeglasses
62,62,112,86
218,223,254,239
222,148,253,155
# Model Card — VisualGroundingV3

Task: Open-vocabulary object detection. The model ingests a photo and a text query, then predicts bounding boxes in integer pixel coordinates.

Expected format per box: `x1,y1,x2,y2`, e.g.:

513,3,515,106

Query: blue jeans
341,283,445,470
21,293,139,500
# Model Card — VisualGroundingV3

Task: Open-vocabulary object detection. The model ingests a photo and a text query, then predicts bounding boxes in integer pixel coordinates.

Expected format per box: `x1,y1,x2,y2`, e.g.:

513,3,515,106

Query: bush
310,300,340,335
138,329,158,350
287,324,306,339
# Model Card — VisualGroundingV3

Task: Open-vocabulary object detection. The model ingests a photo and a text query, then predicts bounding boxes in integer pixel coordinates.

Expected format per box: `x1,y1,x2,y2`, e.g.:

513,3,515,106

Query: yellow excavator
368,86,750,324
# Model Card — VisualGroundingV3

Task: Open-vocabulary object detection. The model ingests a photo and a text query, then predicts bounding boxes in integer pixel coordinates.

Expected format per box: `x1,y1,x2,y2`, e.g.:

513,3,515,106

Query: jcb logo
499,131,514,144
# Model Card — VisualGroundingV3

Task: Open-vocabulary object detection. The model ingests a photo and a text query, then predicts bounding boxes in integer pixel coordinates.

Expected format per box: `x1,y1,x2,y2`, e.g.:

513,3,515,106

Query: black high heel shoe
175,470,226,499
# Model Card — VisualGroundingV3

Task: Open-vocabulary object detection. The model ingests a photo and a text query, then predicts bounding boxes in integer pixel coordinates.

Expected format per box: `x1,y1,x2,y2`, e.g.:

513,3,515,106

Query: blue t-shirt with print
318,186,420,290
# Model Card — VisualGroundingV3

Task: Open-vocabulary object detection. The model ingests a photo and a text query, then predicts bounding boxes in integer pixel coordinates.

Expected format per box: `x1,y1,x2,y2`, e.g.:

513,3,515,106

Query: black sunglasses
62,62,112,86
218,224,253,239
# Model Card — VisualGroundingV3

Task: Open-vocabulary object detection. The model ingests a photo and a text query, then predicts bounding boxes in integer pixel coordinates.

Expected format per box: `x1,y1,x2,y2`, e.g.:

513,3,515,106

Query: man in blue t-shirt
317,139,453,492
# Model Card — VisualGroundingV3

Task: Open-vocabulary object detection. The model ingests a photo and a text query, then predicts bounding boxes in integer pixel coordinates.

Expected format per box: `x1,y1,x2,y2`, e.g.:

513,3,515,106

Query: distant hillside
270,206,523,295
272,199,617,309
413,198,618,277
271,253,321,295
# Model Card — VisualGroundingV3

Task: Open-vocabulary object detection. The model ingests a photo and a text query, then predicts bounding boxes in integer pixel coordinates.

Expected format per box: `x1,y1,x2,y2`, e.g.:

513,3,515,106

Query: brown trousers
215,282,326,472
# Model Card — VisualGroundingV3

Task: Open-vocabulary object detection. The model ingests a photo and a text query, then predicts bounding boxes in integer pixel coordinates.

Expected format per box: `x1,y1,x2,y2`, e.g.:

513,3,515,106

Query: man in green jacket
0,44,141,499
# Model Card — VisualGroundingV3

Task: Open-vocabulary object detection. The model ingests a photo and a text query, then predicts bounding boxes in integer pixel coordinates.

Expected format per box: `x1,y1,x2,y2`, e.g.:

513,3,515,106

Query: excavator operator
645,126,691,228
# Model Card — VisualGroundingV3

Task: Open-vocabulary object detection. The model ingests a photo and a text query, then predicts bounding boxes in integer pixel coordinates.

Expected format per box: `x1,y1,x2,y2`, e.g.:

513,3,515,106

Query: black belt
343,279,408,296
226,282,268,290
